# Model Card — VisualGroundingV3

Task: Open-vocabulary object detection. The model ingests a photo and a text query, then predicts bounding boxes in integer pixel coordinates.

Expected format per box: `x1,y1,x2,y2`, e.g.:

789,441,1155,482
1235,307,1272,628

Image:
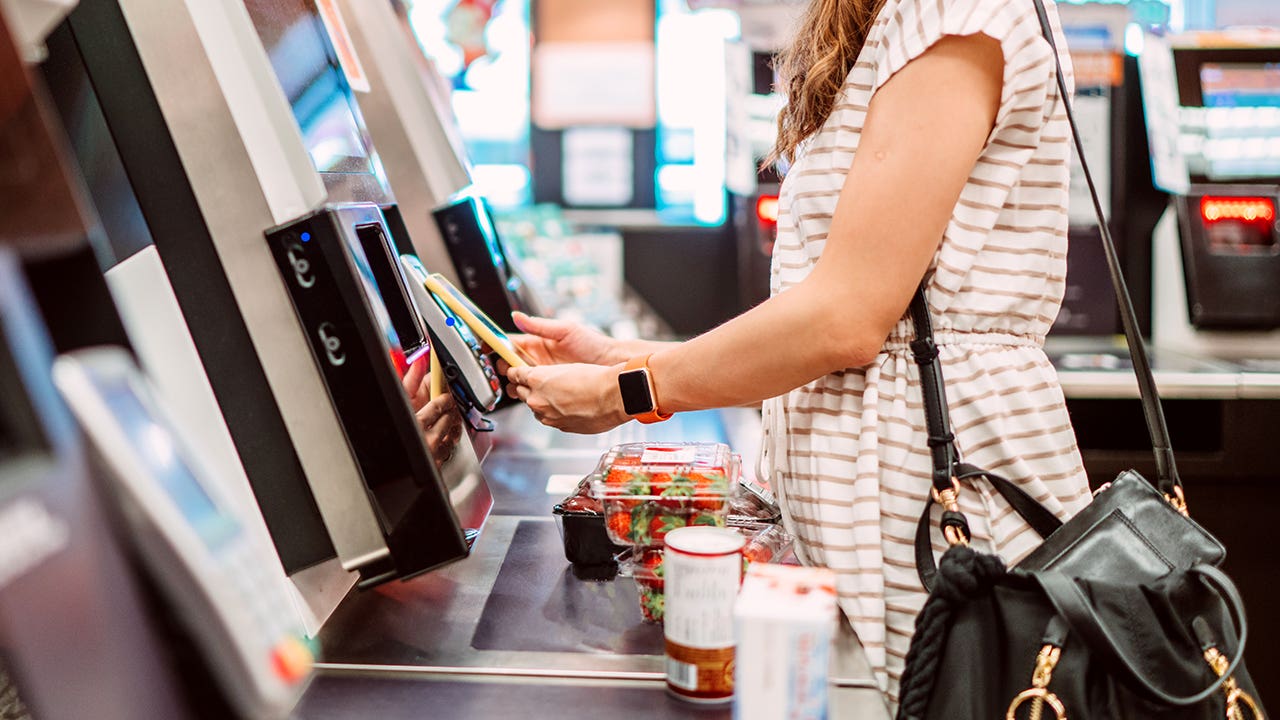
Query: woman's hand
507,311,619,366
417,393,464,467
505,362,629,434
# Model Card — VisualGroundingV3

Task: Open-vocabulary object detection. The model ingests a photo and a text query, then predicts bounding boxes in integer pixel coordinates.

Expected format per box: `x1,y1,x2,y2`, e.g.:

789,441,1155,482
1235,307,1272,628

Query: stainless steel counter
298,408,888,719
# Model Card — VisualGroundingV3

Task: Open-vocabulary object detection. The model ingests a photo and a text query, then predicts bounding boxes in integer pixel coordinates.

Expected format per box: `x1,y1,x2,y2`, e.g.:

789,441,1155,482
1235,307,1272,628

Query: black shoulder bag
893,2,1268,718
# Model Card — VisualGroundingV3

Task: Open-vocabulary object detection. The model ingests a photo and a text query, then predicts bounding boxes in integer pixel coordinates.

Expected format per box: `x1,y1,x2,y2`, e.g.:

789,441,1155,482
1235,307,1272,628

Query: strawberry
648,513,686,544
743,543,773,564
692,471,728,511
625,504,655,544
635,548,665,590
638,585,665,623
606,511,631,542
690,511,723,528
657,476,695,510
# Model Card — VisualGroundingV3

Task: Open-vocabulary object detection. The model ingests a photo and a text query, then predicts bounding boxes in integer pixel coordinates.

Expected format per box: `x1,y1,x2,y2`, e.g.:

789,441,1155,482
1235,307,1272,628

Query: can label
663,527,744,702
665,639,735,699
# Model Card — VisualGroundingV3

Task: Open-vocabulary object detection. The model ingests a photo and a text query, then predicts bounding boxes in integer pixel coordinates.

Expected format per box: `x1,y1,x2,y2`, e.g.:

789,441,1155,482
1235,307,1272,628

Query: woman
505,0,1091,707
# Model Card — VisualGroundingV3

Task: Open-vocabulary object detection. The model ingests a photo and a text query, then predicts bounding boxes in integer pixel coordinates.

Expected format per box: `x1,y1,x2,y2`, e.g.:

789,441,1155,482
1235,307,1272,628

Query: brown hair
767,0,888,166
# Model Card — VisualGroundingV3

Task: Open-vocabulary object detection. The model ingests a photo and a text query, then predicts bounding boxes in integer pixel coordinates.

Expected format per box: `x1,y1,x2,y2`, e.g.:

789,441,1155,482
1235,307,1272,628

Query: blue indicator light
445,317,455,327
300,232,311,242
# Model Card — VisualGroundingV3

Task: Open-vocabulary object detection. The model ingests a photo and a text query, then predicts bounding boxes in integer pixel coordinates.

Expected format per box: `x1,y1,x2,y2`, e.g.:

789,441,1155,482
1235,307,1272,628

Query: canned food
662,526,746,703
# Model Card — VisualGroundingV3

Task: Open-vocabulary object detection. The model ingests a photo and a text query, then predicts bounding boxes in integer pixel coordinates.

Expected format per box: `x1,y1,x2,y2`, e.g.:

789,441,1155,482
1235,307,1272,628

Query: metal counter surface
303,407,886,718
294,673,890,719
1045,338,1280,398
1049,342,1240,398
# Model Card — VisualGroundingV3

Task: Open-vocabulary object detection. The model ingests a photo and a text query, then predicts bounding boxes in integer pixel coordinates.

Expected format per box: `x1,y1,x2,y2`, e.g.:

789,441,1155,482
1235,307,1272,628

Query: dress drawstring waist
881,330,1044,355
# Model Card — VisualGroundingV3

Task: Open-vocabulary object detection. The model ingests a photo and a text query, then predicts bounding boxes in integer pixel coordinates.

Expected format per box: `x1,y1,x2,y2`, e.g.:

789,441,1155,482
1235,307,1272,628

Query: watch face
618,369,655,416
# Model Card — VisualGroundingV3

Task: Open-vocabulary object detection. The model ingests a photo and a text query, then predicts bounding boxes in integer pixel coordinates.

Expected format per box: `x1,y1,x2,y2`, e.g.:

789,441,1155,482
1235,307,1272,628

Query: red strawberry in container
634,549,666,623
638,586,664,623
689,511,724,528
743,541,775,565
634,548,665,590
691,470,729,511
647,513,687,544
657,474,695,510
606,511,631,544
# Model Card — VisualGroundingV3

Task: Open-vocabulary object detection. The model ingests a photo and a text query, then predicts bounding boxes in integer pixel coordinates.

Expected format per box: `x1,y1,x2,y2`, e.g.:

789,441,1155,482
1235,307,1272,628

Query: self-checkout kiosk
0,258,311,720
0,251,199,720
43,0,493,629
4,5,315,713
1141,30,1280,362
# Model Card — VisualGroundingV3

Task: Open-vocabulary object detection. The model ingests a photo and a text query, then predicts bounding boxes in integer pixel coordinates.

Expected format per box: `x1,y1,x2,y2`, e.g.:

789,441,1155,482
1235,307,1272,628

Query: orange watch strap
625,354,672,424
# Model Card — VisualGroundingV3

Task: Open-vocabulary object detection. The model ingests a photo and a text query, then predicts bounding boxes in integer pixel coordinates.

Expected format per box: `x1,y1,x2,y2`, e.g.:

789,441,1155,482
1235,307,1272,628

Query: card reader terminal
52,349,312,720
421,272,531,370
401,254,501,413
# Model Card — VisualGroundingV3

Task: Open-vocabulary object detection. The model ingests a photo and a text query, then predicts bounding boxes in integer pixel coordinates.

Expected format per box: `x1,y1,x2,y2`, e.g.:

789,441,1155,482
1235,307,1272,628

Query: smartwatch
617,355,672,424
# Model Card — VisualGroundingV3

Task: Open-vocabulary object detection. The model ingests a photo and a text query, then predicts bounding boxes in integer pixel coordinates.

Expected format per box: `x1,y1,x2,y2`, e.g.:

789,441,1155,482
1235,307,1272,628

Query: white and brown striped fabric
760,0,1092,708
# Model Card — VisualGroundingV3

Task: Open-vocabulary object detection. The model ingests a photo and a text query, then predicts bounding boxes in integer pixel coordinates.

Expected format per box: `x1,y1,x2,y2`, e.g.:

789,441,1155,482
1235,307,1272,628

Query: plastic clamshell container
622,547,667,623
551,476,627,566
552,505,629,566
620,523,794,624
590,442,739,547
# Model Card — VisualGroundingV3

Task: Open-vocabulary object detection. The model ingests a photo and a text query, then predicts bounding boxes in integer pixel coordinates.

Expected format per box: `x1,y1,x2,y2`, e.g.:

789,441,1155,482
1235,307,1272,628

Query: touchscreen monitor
338,223,415,375
1200,62,1280,108
354,223,430,364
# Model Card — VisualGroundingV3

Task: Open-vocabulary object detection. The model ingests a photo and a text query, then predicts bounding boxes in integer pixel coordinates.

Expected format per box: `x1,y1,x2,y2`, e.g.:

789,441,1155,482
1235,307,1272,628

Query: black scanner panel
266,204,469,586
1177,188,1280,329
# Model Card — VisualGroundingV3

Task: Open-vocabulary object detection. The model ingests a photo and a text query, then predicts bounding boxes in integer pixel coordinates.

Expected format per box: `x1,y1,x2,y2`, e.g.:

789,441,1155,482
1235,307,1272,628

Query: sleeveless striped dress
760,0,1092,707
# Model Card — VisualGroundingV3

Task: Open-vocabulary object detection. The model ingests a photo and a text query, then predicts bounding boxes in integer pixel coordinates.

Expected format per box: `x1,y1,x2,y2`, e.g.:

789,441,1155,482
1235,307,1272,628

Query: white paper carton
733,564,837,720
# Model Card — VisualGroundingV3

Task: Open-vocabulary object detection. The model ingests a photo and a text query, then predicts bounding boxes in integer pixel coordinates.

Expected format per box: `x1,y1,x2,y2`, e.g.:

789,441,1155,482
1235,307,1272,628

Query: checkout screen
242,0,376,175
341,227,410,374
103,382,241,551
1200,63,1280,108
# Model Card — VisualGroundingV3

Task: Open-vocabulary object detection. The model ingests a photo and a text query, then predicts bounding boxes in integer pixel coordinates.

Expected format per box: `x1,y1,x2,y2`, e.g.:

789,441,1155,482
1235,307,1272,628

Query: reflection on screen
103,382,241,551
356,225,429,364
1201,63,1280,108
341,226,408,375
242,0,376,174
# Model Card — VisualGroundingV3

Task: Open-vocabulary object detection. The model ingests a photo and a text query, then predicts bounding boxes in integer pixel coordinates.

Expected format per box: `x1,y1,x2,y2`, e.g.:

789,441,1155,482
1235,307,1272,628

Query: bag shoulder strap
911,0,1182,502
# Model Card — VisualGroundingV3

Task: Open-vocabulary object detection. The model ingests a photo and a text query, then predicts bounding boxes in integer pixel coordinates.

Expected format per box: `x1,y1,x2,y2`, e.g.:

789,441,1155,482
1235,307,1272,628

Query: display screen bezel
353,224,430,364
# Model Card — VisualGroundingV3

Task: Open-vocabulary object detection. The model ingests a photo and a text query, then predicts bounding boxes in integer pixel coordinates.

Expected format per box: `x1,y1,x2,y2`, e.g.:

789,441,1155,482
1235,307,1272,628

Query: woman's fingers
506,365,529,386
510,383,532,403
511,311,568,340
